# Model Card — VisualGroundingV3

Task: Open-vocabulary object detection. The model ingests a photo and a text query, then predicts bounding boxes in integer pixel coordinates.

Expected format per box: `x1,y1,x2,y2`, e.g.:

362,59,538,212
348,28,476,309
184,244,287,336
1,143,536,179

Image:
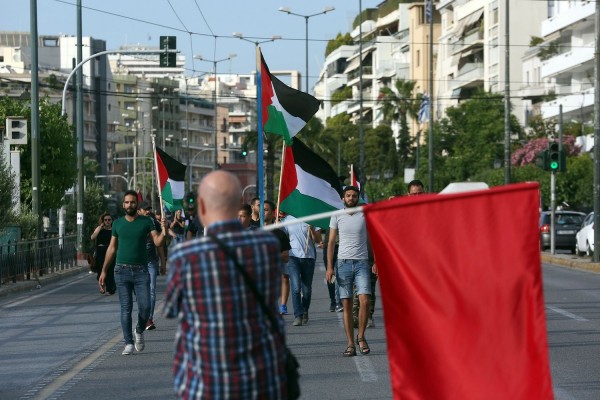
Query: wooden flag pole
275,141,286,224
151,136,166,232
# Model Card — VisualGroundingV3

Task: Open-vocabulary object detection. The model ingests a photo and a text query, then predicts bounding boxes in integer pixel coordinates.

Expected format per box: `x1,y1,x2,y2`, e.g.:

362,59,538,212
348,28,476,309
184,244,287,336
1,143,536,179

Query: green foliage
364,177,404,202
325,33,354,57
14,211,40,240
65,181,107,252
331,86,352,106
0,147,16,224
0,97,76,211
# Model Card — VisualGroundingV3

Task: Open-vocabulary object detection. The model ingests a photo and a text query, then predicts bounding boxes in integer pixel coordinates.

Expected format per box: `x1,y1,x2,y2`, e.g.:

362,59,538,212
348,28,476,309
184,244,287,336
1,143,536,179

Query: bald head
197,171,242,226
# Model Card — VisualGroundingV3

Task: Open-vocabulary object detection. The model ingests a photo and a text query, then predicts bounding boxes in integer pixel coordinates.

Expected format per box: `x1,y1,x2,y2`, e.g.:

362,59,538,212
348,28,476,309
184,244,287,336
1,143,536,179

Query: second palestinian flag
279,138,343,229
261,52,321,144
155,146,186,211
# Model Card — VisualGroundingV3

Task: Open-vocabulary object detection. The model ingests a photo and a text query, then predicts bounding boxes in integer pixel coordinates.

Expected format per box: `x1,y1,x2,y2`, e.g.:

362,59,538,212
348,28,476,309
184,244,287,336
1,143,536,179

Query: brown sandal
357,336,370,355
343,345,356,357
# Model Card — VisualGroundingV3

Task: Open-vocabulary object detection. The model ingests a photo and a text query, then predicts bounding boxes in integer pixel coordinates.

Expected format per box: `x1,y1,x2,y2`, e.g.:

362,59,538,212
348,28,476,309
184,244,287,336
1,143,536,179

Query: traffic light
535,150,547,171
159,36,176,68
548,142,560,172
185,191,196,211
241,143,248,157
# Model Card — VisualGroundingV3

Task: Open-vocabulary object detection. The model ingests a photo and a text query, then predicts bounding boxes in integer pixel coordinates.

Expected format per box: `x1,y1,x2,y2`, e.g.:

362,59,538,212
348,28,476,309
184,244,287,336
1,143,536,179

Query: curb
0,266,89,298
541,253,600,273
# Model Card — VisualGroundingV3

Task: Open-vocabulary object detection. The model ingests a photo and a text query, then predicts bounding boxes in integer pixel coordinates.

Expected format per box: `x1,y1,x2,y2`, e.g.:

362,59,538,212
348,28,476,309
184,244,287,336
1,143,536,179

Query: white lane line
546,305,588,322
2,273,91,309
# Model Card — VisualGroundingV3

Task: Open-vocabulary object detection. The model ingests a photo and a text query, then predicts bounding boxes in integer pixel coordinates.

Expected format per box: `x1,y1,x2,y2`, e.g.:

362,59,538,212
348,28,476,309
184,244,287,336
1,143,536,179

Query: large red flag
363,183,553,400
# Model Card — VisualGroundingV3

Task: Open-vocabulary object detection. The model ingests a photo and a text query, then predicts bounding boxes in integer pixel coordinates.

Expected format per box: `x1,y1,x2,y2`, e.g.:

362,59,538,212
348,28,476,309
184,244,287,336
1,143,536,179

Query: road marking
546,305,588,322
31,331,123,400
2,273,90,309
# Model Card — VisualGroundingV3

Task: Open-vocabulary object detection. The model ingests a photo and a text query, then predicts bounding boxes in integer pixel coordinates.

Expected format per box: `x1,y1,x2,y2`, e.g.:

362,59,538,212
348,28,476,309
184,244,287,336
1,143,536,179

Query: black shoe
329,304,335,312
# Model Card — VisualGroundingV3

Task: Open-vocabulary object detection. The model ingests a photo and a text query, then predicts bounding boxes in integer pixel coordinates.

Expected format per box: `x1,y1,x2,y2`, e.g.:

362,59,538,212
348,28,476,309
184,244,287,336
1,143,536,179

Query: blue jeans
147,260,158,319
337,259,371,299
114,263,150,345
287,257,316,318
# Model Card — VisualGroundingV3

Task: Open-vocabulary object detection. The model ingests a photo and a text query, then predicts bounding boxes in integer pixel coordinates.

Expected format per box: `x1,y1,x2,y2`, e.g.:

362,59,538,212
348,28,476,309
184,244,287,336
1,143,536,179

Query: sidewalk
540,252,600,273
0,264,88,298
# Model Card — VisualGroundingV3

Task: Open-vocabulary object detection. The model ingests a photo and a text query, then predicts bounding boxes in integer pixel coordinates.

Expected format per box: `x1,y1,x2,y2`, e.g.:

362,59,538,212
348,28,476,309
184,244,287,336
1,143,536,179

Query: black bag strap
207,233,284,341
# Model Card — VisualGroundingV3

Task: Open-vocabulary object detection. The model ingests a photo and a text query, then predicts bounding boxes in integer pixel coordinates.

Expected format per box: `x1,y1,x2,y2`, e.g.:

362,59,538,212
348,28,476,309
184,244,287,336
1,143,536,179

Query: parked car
575,212,594,256
539,211,586,252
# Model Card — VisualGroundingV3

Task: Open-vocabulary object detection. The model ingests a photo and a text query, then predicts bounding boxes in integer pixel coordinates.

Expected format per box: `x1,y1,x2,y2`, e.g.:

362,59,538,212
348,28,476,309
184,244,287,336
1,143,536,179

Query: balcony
541,86,594,120
541,45,594,79
451,29,483,55
451,63,484,90
542,1,595,37
347,66,373,85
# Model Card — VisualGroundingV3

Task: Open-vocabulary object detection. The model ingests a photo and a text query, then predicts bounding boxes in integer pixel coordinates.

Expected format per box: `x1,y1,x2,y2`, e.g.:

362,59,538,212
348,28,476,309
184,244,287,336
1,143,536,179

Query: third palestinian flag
279,138,343,229
261,52,321,144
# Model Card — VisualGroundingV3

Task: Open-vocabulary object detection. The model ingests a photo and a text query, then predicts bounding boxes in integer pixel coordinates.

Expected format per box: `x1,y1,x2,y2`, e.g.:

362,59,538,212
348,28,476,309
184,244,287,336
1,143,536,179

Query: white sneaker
122,344,134,355
134,331,145,352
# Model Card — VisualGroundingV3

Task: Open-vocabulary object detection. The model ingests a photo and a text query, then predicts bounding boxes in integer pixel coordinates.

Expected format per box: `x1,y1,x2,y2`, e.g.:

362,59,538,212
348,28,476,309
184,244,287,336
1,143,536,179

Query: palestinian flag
261,52,321,144
155,146,186,211
279,138,343,229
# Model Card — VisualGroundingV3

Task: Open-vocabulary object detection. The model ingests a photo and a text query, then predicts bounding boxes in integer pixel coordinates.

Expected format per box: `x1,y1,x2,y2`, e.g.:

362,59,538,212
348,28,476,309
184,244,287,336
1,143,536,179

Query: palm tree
378,78,420,170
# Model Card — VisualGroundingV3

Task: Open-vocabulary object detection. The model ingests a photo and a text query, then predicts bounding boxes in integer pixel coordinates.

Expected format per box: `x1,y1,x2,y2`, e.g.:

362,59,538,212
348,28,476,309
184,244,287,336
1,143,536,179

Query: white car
575,212,594,256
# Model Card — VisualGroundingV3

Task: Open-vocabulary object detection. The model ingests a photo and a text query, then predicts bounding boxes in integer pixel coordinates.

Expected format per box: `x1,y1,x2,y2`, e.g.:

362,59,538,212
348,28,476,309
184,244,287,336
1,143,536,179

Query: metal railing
0,235,78,286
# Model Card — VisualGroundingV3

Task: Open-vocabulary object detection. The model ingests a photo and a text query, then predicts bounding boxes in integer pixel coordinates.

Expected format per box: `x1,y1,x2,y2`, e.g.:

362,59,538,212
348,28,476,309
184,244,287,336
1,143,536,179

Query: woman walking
91,212,116,295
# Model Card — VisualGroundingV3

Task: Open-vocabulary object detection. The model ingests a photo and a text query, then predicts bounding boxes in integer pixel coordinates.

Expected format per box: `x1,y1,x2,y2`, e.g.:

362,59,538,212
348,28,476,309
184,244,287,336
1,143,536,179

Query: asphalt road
1,250,600,399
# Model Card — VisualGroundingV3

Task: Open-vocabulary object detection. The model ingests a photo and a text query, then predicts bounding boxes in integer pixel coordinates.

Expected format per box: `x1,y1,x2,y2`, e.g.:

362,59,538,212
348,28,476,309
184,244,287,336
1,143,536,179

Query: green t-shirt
112,215,156,265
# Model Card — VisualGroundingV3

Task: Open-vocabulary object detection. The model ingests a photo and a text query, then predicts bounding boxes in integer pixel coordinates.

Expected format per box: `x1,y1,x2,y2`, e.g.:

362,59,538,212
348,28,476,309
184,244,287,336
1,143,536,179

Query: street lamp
232,32,282,47
194,53,237,170
278,6,335,92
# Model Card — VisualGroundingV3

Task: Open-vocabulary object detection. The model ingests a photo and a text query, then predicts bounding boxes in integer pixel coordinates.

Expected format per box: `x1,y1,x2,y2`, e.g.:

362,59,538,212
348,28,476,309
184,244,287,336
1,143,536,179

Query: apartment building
0,32,115,177
537,0,595,125
436,0,547,125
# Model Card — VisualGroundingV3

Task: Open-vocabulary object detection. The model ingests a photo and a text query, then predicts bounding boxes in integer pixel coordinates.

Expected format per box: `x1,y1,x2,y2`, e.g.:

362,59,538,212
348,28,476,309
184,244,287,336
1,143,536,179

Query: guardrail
0,235,78,286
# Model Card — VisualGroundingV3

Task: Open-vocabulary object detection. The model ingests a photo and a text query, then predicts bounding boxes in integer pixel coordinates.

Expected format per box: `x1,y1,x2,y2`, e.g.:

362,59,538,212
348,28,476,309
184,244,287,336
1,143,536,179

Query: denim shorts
336,259,371,299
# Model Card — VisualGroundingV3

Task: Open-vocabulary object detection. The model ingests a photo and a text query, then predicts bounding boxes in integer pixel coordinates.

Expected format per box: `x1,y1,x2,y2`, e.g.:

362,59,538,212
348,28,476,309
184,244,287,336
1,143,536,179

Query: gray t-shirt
330,211,368,260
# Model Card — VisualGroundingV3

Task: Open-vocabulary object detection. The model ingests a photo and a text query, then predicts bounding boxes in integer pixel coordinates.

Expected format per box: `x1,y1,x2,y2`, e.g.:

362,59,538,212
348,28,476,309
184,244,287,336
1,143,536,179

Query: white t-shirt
330,211,368,260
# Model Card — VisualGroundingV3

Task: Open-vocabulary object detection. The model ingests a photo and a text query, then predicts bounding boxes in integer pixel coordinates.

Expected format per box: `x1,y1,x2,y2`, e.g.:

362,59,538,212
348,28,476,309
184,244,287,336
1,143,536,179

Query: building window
416,50,420,67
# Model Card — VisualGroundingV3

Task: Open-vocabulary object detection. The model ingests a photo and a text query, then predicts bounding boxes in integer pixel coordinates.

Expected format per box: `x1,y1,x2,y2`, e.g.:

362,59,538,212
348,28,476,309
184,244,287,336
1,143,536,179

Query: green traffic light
550,161,558,170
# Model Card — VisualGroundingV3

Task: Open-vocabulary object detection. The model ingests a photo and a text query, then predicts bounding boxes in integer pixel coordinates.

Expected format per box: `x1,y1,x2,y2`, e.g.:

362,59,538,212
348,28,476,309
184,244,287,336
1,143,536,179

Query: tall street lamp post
194,53,237,170
278,6,335,93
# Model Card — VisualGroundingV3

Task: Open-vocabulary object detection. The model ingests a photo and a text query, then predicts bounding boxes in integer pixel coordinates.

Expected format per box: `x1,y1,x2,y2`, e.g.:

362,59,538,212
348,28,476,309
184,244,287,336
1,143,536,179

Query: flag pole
262,206,364,231
275,141,286,224
256,46,265,226
151,136,165,222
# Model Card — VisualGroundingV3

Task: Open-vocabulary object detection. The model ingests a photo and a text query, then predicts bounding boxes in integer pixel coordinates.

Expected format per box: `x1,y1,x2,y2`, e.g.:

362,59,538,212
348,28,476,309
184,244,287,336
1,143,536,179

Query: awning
84,142,97,152
453,9,484,37
229,115,246,124
344,51,372,74
451,88,462,99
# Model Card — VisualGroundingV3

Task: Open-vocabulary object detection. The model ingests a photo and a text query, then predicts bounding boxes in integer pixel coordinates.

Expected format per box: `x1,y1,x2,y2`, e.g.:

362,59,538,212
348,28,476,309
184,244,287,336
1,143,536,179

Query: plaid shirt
164,220,286,400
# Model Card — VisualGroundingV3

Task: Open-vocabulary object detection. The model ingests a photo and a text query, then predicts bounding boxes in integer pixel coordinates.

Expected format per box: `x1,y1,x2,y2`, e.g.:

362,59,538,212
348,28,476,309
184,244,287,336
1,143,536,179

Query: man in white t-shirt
326,186,376,357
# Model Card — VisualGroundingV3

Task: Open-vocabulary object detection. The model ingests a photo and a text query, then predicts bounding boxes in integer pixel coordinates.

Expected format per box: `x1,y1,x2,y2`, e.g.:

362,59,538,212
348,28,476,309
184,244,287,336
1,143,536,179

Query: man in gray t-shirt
326,186,376,357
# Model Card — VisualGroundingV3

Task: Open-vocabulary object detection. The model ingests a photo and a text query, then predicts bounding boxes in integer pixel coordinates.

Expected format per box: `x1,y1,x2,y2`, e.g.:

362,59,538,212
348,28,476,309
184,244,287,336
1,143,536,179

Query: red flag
363,183,553,400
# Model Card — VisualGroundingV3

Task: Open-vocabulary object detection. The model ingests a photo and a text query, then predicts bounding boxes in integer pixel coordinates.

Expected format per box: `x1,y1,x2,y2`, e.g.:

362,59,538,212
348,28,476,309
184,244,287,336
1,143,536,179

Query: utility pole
593,0,600,262
30,0,41,238
76,0,84,257
503,0,511,184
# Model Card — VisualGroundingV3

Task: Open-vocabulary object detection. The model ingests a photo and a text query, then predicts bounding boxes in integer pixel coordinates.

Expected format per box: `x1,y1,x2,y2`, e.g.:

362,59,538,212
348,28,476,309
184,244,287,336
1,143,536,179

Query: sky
2,0,382,92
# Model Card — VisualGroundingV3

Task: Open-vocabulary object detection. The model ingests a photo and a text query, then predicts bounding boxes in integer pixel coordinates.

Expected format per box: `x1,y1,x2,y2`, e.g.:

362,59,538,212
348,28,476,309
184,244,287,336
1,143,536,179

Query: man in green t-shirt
99,190,168,355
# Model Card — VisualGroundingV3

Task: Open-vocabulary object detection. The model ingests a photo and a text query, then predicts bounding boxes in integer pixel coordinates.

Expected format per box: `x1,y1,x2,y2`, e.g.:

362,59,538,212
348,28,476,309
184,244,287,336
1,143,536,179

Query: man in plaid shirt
164,171,287,399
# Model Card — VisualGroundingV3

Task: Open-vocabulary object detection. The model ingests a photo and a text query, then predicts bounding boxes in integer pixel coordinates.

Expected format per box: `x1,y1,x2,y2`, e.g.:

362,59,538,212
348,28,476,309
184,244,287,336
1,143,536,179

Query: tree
378,79,419,171
438,91,522,182
512,136,579,167
0,146,16,224
0,97,76,211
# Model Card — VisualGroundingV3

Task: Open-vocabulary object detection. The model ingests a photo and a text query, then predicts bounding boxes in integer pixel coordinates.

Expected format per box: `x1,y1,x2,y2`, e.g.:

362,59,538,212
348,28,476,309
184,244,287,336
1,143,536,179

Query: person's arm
311,227,322,244
90,224,103,240
151,216,169,247
99,236,117,289
326,228,337,282
280,250,289,263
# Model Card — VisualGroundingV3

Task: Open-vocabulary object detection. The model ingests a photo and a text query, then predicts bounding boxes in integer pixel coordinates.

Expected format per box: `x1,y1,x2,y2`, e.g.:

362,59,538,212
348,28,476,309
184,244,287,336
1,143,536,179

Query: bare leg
342,298,354,346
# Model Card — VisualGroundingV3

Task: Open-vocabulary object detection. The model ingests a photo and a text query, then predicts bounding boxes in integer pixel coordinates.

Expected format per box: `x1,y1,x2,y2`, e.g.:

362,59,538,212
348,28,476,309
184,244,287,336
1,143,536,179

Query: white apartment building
436,0,547,125
537,0,595,124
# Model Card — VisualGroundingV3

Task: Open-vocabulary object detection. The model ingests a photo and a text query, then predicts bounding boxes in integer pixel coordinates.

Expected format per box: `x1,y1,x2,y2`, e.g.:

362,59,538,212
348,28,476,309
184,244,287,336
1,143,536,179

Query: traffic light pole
550,171,556,255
